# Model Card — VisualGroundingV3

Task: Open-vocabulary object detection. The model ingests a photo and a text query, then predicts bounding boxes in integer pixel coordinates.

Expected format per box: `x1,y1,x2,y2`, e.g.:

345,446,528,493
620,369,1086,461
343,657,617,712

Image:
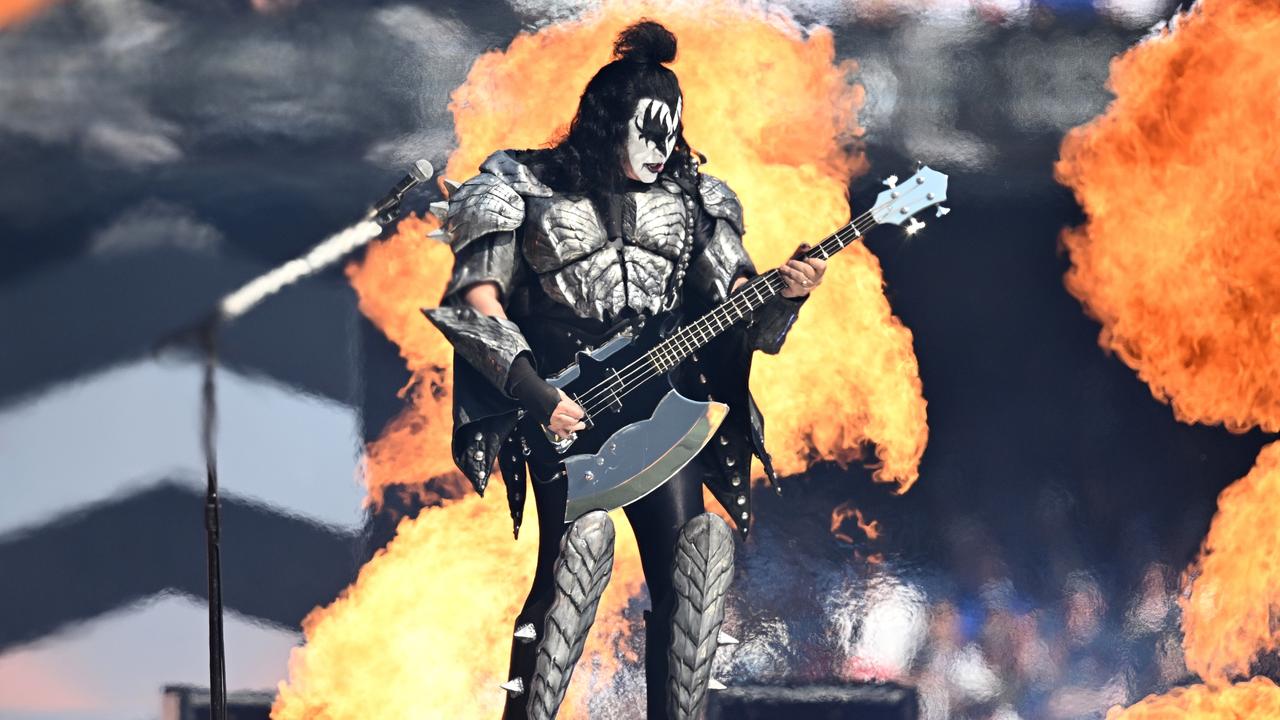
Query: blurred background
1,0,1272,719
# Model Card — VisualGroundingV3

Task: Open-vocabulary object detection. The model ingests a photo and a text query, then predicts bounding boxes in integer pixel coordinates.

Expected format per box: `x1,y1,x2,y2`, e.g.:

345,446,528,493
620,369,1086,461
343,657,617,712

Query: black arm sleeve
505,354,561,425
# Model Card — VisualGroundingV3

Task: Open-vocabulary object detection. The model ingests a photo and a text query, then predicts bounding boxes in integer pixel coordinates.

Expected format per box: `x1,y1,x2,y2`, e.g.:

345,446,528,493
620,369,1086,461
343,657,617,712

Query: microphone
371,159,435,225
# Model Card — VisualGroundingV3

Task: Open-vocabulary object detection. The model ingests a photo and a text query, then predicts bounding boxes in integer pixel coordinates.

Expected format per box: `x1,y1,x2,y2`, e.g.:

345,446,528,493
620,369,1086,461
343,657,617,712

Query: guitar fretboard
645,211,877,373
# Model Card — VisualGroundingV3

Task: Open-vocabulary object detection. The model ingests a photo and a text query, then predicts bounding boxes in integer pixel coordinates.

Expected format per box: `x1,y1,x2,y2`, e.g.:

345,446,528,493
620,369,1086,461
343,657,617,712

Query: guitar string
575,216,872,417
571,186,919,418
570,180,936,419
569,200,894,415
573,208,885,417
571,216,872,417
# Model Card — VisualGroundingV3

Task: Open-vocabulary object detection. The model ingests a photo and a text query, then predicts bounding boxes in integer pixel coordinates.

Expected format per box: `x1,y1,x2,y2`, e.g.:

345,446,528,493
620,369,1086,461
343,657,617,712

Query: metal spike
443,178,462,195
500,677,525,697
717,630,740,646
936,206,951,218
881,174,898,188
429,201,449,220
708,678,727,691
514,623,537,643
427,228,449,242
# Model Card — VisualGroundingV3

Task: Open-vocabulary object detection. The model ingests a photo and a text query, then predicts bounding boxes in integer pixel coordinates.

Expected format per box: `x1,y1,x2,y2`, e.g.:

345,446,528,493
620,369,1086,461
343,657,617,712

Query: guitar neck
645,211,878,373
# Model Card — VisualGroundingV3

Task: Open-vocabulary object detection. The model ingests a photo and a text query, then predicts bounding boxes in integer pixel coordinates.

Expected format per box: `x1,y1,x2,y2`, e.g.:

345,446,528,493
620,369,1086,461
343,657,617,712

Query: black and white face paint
623,97,681,184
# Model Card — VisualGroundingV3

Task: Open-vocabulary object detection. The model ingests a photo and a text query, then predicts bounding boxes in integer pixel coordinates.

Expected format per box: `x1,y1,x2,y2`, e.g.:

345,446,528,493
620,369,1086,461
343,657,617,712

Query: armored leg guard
666,512,736,720
518,509,615,720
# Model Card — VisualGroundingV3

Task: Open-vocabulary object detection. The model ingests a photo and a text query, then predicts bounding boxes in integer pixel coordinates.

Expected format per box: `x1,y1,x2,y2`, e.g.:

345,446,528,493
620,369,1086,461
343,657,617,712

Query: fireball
1057,0,1280,716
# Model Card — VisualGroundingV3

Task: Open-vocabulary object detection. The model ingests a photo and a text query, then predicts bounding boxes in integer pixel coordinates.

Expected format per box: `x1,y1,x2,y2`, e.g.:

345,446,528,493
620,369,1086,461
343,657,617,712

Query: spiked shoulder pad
698,173,745,236
479,150,554,199
444,173,526,251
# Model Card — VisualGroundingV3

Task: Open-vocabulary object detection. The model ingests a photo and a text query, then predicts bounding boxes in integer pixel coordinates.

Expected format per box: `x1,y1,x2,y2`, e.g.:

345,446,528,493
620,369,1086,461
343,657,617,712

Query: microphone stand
177,160,434,720
200,319,228,720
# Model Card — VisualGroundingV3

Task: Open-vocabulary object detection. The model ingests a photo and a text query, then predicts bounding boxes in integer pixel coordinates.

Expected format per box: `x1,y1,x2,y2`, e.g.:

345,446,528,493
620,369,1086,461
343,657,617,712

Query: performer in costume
425,21,826,719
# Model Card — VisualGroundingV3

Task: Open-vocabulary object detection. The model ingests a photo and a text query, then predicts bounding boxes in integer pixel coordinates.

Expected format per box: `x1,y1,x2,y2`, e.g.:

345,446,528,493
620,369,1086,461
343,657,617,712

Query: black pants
502,457,707,720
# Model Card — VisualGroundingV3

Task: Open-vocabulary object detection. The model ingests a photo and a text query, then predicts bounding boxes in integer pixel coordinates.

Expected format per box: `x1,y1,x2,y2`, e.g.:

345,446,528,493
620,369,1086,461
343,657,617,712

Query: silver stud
699,374,707,384
583,471,595,483
474,432,483,442
472,450,485,461
730,474,742,487
739,511,748,521
725,457,736,467
500,678,524,697
514,623,537,642
736,495,746,506
596,457,605,466
718,436,729,446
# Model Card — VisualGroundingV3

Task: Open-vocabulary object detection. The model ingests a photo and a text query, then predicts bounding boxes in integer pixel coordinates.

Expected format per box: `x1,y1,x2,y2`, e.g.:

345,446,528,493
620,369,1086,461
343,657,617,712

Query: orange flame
345,213,467,506
282,1,929,716
1057,0,1280,435
831,500,881,543
1058,0,1280,716
273,494,645,720
0,0,59,28
1105,677,1280,720
1181,441,1280,685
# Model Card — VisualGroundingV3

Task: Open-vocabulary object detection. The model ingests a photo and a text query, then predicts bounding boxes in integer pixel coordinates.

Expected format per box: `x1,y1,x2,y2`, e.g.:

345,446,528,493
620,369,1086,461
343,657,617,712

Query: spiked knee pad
667,512,736,720
525,510,616,720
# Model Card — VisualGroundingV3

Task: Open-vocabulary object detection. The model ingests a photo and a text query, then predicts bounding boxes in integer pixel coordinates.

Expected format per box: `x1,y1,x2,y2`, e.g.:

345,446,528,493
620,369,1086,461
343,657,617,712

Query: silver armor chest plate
522,184,692,321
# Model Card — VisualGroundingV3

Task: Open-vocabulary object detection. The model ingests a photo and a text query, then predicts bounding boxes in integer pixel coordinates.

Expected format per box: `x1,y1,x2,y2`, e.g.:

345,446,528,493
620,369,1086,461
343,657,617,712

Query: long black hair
515,20,696,193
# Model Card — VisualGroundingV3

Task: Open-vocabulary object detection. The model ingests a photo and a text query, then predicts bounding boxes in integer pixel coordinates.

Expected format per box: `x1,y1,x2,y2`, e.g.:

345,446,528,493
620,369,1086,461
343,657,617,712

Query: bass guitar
522,165,950,521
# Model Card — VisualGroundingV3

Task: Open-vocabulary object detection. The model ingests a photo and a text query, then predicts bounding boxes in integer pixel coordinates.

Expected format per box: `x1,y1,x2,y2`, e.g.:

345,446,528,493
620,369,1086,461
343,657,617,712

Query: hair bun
612,20,677,65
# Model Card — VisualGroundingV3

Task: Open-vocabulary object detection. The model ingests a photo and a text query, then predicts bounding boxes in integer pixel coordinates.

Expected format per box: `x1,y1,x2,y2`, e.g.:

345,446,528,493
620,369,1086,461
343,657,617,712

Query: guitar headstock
872,165,950,234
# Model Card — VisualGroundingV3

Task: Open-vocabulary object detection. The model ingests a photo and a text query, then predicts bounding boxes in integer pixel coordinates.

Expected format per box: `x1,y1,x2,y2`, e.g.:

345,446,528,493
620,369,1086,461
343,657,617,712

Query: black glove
506,354,561,425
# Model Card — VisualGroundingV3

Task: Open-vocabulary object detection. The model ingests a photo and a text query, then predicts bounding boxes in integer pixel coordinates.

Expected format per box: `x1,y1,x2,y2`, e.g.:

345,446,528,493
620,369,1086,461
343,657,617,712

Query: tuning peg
881,175,898,189
906,217,926,235
936,206,951,218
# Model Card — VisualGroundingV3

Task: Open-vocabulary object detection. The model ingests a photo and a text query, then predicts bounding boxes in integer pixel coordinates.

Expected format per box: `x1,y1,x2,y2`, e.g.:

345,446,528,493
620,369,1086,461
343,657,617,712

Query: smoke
89,201,225,257
0,0,484,169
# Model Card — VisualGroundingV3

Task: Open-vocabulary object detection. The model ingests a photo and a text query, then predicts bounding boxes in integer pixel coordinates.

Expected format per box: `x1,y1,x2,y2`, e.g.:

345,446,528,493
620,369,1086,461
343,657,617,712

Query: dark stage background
1,0,1265,718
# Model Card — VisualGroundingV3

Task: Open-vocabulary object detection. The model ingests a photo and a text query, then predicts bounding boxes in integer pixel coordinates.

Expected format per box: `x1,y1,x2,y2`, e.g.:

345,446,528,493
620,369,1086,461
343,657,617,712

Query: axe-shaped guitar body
520,314,729,523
